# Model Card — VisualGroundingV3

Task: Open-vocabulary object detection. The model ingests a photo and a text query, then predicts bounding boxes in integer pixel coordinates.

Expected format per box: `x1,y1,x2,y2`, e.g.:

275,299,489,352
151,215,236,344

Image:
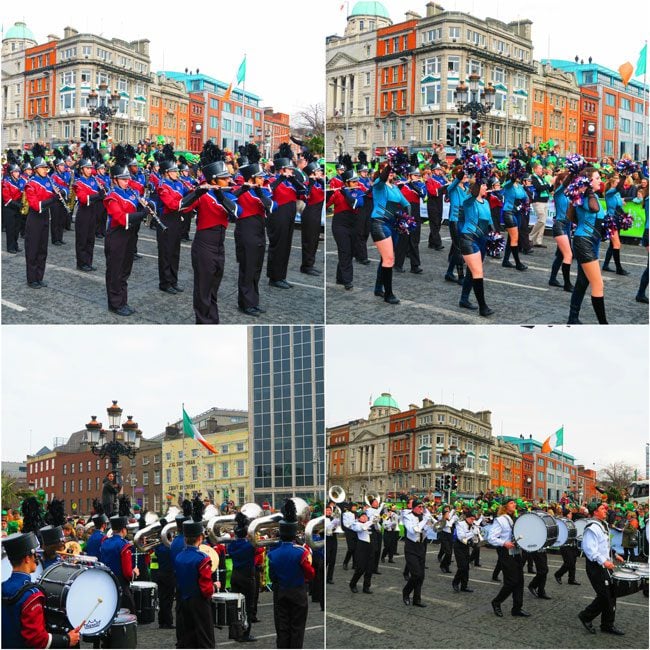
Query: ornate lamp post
440,443,467,503
83,400,142,514
454,73,496,149
87,83,120,145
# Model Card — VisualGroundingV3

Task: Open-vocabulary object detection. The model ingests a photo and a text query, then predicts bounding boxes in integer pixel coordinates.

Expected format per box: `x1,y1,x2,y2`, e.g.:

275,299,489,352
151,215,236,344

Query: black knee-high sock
612,248,624,271
561,263,572,288
382,266,394,297
503,241,511,263
550,248,562,280
603,242,613,267
375,261,384,292
511,244,523,265
591,296,608,324
638,264,649,297
472,278,488,310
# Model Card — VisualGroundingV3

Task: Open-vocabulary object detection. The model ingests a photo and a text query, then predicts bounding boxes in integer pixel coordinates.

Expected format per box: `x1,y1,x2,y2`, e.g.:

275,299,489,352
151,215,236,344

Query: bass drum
554,518,577,546
513,512,558,552
573,518,597,545
39,561,120,637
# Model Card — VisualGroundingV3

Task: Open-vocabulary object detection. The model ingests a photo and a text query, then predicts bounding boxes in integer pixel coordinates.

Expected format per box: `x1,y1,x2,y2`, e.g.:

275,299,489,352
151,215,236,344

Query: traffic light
80,126,88,143
435,477,441,491
444,475,451,490
101,123,109,140
92,122,100,140
472,122,482,145
460,120,471,144
451,475,458,491
446,125,456,147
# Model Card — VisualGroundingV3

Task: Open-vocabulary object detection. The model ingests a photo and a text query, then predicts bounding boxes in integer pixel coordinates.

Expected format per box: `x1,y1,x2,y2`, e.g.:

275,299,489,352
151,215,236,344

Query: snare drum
39,561,120,636
104,612,138,649
212,592,246,627
131,580,158,624
513,513,558,552
554,518,577,546
611,569,642,598
623,562,650,580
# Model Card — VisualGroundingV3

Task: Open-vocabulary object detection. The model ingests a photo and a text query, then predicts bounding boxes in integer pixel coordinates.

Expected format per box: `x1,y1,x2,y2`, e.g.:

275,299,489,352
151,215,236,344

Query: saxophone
20,191,29,216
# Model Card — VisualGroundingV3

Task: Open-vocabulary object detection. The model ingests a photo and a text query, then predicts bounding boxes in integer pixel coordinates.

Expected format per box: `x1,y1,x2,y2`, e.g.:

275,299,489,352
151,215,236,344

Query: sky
325,0,649,77
1,326,249,461
325,325,649,477
4,0,325,118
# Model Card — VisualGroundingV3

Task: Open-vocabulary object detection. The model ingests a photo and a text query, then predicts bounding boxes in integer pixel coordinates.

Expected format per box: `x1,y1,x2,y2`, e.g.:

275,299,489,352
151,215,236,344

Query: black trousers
438,531,453,569
181,211,194,240
382,530,398,559
75,204,96,268
235,215,265,309
300,201,322,270
493,548,524,612
178,595,214,649
157,212,183,289
272,587,308,649
266,202,296,281
50,201,67,243
427,195,443,247
326,535,337,582
403,538,426,603
581,559,616,629
370,529,382,573
105,227,133,309
191,226,226,324
118,576,137,614
96,204,106,237
343,530,357,568
395,203,422,269
3,204,20,251
353,198,372,262
350,539,373,590
447,221,464,272
528,550,549,595
556,545,578,582
24,210,50,283
492,557,502,580
154,570,176,626
452,541,470,589
469,543,481,566
332,211,356,285
518,209,531,252
231,566,255,638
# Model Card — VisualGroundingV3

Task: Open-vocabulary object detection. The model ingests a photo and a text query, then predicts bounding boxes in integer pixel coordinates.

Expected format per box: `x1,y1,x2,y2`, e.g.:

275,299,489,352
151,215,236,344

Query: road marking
326,613,385,633
484,277,549,291
438,573,505,586
45,264,105,283
581,596,647,608
1,299,27,312
216,625,324,646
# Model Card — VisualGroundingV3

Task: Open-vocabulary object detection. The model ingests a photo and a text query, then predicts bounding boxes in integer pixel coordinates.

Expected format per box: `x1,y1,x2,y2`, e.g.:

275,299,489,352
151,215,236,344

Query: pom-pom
566,176,591,206
385,147,410,177
118,495,131,517
463,152,493,184
565,154,586,175
281,498,297,523
45,498,66,527
507,158,526,180
615,158,638,176
486,231,505,257
191,494,205,522
618,211,634,231
395,209,418,236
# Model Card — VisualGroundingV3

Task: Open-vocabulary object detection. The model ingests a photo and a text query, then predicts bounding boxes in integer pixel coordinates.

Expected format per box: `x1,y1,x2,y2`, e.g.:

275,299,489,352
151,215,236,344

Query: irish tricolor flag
182,406,218,454
541,426,564,454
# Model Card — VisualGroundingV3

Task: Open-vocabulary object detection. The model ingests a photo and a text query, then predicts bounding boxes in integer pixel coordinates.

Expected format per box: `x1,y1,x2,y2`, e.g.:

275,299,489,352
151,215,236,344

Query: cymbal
64,541,82,556
199,544,219,573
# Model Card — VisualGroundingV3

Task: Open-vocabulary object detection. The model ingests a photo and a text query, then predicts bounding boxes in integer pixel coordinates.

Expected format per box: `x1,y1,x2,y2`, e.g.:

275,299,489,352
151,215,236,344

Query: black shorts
573,235,599,264
370,218,393,243
460,233,482,255
552,220,570,238
502,211,518,229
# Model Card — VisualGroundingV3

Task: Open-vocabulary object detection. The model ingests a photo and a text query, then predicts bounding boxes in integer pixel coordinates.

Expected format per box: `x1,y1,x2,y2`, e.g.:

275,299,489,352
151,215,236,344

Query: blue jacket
268,542,309,590
174,545,211,600
170,532,186,564
447,177,469,223
502,180,527,213
604,188,623,216
153,542,174,572
553,187,570,223
228,537,255,571
371,178,409,220
85,529,106,558
459,196,492,238
574,194,605,238
1,572,41,649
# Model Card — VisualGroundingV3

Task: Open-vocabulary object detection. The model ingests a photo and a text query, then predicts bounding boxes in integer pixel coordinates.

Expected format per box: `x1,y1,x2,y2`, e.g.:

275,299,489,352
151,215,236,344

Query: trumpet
247,498,311,548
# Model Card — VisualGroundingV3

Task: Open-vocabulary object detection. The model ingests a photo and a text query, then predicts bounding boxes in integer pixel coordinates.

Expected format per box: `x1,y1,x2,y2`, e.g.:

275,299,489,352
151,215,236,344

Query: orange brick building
388,408,417,473
579,86,600,161
148,73,189,149
24,41,57,143
263,110,292,160
188,93,206,154
327,423,350,480
490,437,523,496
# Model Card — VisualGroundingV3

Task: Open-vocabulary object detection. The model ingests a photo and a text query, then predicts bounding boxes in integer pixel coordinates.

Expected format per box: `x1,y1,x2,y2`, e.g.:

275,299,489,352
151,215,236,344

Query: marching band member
179,161,198,241
402,500,430,607
38,525,65,570
488,498,529,617
341,502,358,571
50,156,70,246
554,510,580,586
425,165,447,251
174,519,216,648
395,165,426,274
380,505,399,563
94,161,110,239
127,155,146,261
2,158,25,254
99,515,140,613
1,532,80,648
267,500,315,649
578,501,625,636
353,163,373,265
228,512,256,642
365,497,383,574
84,513,108,558
151,518,176,629
325,505,339,584
300,161,324,276
171,505,191,646
527,514,552,599
73,157,103,272
329,164,346,190
348,510,374,594
437,505,457,573
452,510,477,593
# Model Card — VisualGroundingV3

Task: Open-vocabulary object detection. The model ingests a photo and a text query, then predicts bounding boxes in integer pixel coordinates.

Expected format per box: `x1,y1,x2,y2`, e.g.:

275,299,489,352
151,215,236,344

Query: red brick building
579,86,600,161
327,423,351,480
24,41,57,144
263,110,292,161
188,92,206,154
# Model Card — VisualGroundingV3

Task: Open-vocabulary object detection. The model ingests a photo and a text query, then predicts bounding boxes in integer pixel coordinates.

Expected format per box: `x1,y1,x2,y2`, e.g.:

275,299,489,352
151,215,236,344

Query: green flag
236,56,246,85
555,426,563,446
636,43,647,76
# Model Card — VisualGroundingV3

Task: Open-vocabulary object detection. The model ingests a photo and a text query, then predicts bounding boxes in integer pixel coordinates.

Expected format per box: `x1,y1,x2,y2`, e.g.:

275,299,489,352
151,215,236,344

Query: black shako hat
2,532,39,564
39,525,65,546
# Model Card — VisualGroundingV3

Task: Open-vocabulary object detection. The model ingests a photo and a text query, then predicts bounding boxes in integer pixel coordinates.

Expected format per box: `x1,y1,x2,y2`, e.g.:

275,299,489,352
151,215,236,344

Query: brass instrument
199,544,220,573
63,541,82,556
133,512,163,552
305,516,325,550
328,486,345,534
20,191,29,216
207,502,263,545
247,498,311,548
160,504,220,548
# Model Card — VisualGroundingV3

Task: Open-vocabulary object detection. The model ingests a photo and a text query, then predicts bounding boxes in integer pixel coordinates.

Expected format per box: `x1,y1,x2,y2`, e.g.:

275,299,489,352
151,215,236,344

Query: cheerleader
636,190,649,304
370,164,410,304
327,170,365,290
548,171,574,292
501,159,529,271
567,168,608,324
395,166,427,274
444,166,469,283
602,171,630,275
458,178,494,317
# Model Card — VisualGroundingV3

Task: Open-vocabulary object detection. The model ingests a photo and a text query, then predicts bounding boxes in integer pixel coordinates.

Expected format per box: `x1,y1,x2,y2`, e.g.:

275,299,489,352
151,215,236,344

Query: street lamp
83,400,142,514
87,83,120,145
454,74,495,120
440,444,467,503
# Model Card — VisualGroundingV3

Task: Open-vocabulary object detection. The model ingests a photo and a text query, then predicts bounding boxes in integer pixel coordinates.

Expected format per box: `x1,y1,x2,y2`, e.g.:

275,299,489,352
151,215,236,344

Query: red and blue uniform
2,173,25,252
84,529,106,558
74,175,103,269
301,178,324,272
24,176,57,284
99,535,136,612
268,176,304,282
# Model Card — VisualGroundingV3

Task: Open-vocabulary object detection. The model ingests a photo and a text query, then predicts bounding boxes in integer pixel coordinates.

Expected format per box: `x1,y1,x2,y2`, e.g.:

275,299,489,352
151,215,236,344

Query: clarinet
51,183,72,216
136,195,168,232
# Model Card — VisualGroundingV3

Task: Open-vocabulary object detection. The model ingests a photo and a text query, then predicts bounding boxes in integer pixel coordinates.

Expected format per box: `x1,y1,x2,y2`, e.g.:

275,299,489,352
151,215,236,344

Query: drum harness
2,582,43,607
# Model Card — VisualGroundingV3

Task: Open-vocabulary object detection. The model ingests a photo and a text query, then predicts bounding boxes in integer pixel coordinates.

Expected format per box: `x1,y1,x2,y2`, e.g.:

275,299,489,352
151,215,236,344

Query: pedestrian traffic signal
80,126,88,143
92,122,100,140
460,121,471,144
101,124,109,140
451,475,458,491
472,122,481,145
444,475,451,490
446,125,456,147
435,477,441,491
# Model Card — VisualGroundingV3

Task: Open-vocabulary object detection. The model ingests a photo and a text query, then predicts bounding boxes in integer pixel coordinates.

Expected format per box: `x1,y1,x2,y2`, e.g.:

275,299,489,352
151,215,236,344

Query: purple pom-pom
615,159,638,176
507,158,526,180
395,209,417,235
618,212,634,231
386,147,411,177
463,152,493,184
565,154,586,175
486,231,505,258
566,177,591,206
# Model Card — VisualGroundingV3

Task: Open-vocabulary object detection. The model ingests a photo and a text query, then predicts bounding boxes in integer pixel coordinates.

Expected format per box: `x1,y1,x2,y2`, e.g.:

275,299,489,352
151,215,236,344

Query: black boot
374,261,385,297
637,265,649,302
612,249,629,275
472,278,493,317
511,244,527,271
382,267,400,304
502,242,514,268
602,243,614,271
456,264,465,285
561,263,573,291
591,296,608,324
459,270,476,309
549,249,563,286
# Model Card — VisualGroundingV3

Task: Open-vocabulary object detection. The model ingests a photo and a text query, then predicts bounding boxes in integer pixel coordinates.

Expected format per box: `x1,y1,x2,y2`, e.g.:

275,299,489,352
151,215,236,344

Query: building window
221,462,229,478
191,449,199,458
178,450,184,459
620,97,631,111
605,93,615,106
178,467,184,482
165,469,172,484
604,140,614,154
207,463,215,479
620,118,631,133
165,452,171,461
221,444,229,454
236,460,245,477
423,56,441,76
154,470,160,485
60,91,75,112
538,471,544,481
449,26,460,39
154,455,160,464
605,115,615,130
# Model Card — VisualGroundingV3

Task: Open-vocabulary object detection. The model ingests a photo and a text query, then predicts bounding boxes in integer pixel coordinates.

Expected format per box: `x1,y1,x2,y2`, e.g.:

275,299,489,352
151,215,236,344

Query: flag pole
242,53,246,149
643,41,648,162
182,403,186,500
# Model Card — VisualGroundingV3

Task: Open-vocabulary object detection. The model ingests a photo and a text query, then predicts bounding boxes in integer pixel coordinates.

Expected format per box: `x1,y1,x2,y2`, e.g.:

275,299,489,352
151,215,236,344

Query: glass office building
248,326,324,508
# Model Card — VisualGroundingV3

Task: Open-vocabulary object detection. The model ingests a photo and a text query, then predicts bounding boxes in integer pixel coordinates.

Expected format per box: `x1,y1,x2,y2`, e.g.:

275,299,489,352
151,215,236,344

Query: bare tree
599,462,637,492
292,103,325,140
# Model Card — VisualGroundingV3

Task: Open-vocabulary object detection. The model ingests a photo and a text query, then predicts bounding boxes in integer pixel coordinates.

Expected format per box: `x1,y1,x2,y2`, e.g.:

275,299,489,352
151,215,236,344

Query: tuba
134,512,164,552
305,516,325,550
247,498,311,547
207,502,263,545
327,486,346,534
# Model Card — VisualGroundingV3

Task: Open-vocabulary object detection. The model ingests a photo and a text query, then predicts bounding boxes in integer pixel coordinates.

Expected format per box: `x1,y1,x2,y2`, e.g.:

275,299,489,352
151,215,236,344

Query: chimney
409,403,419,411
63,27,78,39
425,2,445,17
47,34,60,42
405,10,421,20
422,398,434,408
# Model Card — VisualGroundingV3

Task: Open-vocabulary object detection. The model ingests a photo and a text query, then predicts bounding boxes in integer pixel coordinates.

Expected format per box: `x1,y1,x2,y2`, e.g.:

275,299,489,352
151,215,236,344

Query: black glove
270,175,285,192
288,175,306,193
41,197,58,209
127,211,146,228
233,183,251,198
179,186,209,210
215,188,238,221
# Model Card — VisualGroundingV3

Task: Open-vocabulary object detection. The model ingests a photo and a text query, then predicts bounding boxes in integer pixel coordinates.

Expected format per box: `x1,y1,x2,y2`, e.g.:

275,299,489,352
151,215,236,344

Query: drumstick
73,597,103,632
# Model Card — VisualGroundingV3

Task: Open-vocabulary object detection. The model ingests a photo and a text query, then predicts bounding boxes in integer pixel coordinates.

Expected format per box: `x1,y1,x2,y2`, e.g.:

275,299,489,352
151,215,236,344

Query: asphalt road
325,541,649,649
1,222,324,325
325,220,649,325
79,588,324,649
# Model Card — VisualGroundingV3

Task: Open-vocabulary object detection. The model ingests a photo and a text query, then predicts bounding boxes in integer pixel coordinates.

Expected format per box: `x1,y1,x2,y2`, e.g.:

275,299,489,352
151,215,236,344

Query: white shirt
383,512,399,531
365,506,382,532
439,511,458,533
350,519,371,543
455,519,474,544
582,520,610,566
488,514,514,547
403,511,430,543
325,517,340,537
342,511,356,530
399,508,411,525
